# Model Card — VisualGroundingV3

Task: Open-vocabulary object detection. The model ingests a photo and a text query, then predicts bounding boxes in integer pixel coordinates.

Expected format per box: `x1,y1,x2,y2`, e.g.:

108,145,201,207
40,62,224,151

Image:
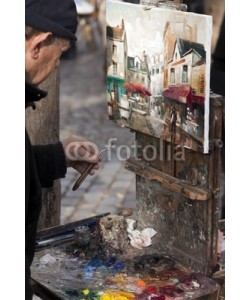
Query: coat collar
25,82,48,109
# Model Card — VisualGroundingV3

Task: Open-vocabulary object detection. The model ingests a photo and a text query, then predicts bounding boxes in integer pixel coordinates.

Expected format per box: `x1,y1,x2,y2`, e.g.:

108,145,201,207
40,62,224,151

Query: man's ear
30,32,53,59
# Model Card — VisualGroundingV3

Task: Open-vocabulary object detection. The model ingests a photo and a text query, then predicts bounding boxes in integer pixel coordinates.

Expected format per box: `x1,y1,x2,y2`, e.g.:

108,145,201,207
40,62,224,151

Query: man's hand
62,135,101,175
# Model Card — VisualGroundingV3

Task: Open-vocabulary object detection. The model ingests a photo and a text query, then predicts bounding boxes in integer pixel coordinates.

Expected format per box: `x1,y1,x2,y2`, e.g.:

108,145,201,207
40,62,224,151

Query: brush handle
72,148,107,191
72,163,94,191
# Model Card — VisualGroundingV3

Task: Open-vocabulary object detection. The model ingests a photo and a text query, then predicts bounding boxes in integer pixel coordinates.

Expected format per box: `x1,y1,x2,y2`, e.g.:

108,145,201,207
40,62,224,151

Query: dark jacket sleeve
26,254,33,300
33,142,67,188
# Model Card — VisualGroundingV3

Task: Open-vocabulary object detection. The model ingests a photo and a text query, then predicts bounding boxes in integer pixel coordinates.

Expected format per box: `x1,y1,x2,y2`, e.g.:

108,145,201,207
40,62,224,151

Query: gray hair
25,26,41,39
25,25,67,47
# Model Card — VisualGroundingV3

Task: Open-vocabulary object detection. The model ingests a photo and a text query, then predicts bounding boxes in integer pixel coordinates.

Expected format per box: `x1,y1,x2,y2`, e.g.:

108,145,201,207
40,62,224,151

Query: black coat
25,83,67,299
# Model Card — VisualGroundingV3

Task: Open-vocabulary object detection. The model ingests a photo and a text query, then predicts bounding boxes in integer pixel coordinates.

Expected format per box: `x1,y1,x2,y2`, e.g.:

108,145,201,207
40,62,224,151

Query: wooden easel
127,0,224,277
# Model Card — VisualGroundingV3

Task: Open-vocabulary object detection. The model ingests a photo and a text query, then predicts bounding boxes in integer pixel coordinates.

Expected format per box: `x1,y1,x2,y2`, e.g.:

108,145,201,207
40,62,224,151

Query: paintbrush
72,148,108,191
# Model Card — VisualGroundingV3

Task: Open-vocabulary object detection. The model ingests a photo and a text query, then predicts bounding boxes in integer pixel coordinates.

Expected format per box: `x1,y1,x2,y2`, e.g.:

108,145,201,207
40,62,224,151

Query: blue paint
113,263,124,271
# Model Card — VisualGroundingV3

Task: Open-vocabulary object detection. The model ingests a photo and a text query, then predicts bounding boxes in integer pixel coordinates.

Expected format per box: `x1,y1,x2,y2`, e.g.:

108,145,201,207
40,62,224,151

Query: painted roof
169,38,206,63
177,38,206,60
107,20,125,41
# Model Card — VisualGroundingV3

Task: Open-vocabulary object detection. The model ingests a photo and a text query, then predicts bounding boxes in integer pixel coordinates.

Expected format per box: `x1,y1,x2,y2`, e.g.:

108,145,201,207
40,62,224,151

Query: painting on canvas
106,0,212,153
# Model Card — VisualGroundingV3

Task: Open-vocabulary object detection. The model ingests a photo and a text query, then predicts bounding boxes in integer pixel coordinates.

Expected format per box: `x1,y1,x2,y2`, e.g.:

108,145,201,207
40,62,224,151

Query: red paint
159,285,176,296
144,286,158,294
123,82,152,96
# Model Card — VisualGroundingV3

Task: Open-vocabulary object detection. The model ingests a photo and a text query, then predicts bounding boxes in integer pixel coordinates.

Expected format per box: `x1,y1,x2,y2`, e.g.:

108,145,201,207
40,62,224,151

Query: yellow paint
100,290,135,300
82,289,89,295
100,295,111,300
116,291,135,298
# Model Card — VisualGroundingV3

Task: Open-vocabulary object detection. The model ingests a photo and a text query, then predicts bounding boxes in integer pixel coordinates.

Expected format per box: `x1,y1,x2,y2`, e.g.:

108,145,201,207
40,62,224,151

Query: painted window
113,62,117,75
112,45,117,56
170,68,175,84
182,65,188,83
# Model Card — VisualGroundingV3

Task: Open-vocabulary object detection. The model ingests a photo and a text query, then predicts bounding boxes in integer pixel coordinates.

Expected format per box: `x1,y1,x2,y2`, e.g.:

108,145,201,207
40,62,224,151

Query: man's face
25,33,70,85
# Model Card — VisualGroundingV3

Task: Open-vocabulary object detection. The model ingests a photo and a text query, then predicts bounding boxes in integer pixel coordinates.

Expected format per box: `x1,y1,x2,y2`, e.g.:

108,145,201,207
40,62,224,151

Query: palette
31,221,220,300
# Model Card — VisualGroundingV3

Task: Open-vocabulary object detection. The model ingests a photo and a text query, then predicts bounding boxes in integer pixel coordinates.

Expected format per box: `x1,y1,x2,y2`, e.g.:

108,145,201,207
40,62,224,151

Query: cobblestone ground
59,27,136,225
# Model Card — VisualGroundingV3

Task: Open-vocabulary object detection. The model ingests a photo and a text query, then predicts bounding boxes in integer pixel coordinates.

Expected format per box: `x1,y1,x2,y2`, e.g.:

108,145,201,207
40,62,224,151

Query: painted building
163,21,197,88
148,53,164,96
126,53,150,88
106,20,128,117
168,38,206,97
107,19,128,79
166,37,206,105
162,38,206,138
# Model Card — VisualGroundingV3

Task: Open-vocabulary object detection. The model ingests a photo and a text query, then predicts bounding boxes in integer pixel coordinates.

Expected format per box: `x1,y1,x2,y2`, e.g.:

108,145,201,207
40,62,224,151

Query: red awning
162,85,204,106
123,82,152,96
123,82,136,92
133,83,152,96
192,95,205,105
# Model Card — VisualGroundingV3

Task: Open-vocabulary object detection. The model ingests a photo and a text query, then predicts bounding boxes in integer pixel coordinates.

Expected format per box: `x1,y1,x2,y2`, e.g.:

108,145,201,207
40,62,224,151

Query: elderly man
25,0,100,298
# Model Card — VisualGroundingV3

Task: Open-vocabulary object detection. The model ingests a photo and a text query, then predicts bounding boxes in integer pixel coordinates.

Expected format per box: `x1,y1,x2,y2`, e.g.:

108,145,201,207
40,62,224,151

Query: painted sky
107,1,212,58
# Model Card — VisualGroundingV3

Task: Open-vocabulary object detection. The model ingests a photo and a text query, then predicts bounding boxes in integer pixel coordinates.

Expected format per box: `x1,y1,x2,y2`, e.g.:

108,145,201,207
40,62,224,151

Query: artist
25,1,101,299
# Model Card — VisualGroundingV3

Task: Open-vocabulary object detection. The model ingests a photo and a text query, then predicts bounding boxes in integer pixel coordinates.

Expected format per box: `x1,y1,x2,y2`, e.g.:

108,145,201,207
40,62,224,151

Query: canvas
106,0,212,153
